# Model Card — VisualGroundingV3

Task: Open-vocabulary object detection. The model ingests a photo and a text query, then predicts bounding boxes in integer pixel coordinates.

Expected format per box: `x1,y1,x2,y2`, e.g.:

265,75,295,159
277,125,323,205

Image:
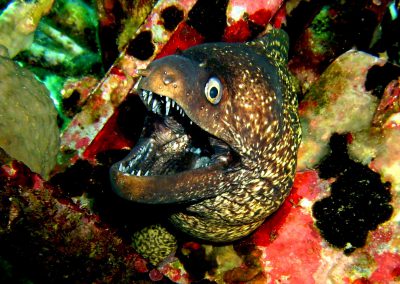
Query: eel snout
137,55,207,103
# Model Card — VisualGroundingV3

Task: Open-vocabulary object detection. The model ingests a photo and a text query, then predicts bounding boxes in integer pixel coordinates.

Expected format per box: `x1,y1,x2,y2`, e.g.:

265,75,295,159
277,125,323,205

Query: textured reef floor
1,0,400,283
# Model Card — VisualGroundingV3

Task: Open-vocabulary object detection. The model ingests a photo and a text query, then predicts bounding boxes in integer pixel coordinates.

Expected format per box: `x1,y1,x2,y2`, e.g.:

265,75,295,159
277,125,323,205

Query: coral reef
132,224,178,266
0,161,152,283
1,0,400,283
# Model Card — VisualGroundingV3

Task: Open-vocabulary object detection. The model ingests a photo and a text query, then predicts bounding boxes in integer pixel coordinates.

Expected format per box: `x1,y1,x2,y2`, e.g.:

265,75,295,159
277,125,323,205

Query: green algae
309,6,335,56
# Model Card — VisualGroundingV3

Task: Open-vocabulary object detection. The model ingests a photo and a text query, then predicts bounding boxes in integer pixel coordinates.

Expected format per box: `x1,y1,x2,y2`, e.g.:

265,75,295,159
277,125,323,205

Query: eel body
110,28,301,242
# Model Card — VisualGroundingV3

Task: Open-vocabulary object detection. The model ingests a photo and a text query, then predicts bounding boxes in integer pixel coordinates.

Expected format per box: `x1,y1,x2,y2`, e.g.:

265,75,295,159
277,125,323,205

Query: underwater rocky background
0,0,400,283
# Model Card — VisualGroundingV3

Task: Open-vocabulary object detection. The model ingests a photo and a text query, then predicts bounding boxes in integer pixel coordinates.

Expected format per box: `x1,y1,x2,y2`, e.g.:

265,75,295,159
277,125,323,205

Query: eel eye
205,77,222,104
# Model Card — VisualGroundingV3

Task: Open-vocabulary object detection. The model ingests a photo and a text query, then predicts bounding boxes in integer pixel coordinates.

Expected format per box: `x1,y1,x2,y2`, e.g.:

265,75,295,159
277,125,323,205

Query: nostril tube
137,69,150,76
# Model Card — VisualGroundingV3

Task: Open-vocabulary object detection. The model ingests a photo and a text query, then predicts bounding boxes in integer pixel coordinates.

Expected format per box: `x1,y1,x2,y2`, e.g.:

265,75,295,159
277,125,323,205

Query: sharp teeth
129,160,134,168
137,170,141,176
190,121,193,125
176,105,180,111
172,101,176,108
131,169,136,175
165,97,171,115
152,100,159,112
147,93,153,105
143,90,148,100
145,170,149,176
118,164,123,171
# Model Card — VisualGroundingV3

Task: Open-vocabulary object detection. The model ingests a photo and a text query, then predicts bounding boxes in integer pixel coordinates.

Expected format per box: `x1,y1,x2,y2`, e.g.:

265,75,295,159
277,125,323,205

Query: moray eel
110,28,301,242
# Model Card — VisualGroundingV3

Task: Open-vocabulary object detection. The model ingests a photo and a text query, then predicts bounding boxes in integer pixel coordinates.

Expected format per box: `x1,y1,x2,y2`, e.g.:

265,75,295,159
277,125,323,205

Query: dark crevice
187,0,229,42
161,5,184,31
62,90,81,118
365,63,400,98
97,0,124,69
126,31,155,60
248,21,265,39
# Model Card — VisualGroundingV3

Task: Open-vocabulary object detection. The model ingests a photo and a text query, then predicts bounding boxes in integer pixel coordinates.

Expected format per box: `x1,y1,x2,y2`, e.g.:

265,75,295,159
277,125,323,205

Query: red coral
252,171,320,246
223,19,251,43
249,9,272,26
251,171,323,282
370,252,400,283
156,22,204,59
83,109,135,160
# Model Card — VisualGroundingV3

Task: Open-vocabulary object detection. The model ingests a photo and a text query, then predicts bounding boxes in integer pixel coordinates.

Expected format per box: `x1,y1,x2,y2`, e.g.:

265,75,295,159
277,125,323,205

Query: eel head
110,55,243,204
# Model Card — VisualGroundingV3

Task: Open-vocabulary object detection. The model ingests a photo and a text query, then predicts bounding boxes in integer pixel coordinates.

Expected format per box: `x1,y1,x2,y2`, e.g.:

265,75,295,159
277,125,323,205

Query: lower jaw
109,157,230,204
110,116,234,204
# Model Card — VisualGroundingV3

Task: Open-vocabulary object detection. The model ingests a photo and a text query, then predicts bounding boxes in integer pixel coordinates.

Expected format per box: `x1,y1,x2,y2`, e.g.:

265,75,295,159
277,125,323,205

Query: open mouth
109,87,239,204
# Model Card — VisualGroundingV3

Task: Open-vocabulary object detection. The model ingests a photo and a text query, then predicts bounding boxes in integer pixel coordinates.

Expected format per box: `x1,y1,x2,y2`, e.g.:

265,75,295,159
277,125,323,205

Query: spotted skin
166,29,301,241
111,29,301,242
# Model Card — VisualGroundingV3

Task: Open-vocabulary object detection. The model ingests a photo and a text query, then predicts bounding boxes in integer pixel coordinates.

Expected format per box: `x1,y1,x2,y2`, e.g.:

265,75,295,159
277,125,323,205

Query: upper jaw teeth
165,97,171,115
140,89,187,118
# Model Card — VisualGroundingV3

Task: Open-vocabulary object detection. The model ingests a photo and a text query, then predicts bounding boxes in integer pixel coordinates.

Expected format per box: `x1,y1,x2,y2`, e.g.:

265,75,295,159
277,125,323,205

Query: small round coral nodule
132,224,178,266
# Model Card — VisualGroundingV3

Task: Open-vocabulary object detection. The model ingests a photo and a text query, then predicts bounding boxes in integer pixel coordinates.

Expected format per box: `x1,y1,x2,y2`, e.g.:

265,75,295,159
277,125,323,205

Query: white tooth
119,164,123,171
143,91,148,100
190,121,193,125
166,98,171,115
152,100,159,113
145,170,149,176
129,160,134,168
172,101,176,108
131,169,136,175
176,105,180,111
137,170,141,176
147,94,153,105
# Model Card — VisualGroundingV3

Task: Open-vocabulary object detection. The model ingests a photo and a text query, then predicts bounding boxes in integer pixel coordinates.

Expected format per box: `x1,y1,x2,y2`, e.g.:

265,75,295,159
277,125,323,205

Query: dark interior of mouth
115,89,238,177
